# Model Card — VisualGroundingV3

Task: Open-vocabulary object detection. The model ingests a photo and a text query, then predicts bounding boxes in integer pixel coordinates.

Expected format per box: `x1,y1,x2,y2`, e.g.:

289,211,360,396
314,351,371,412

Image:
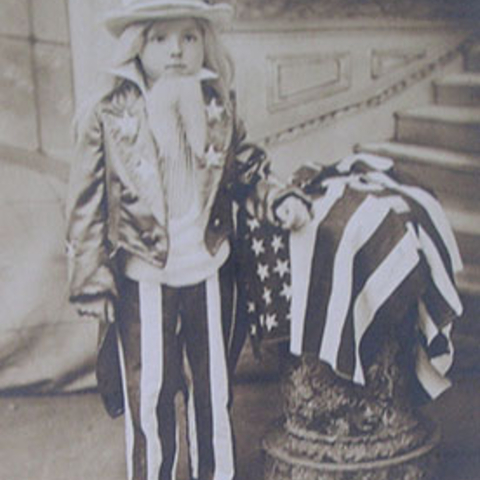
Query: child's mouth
167,64,187,71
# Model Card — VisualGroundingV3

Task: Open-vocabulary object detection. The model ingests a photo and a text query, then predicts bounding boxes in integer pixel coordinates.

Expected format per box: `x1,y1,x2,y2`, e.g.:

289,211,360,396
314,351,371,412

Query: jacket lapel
103,89,168,228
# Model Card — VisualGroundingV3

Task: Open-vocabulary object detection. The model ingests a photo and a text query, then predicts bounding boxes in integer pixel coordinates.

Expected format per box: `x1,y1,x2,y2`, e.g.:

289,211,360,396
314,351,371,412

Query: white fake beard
146,75,207,160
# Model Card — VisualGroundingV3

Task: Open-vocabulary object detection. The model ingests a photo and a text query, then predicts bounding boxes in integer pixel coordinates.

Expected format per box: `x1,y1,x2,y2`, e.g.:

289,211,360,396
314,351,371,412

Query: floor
1,342,480,480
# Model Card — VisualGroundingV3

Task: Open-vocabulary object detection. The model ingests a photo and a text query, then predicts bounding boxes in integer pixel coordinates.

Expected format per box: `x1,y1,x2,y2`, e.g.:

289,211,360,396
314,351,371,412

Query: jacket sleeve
65,107,118,303
230,114,311,225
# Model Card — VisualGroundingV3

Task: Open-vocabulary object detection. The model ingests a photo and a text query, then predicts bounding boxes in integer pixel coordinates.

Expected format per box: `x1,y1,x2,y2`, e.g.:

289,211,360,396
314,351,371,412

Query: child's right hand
275,195,312,231
76,297,115,324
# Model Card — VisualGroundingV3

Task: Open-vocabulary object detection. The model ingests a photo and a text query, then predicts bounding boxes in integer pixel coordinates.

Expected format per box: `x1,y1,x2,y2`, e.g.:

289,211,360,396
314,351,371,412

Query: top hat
103,0,234,37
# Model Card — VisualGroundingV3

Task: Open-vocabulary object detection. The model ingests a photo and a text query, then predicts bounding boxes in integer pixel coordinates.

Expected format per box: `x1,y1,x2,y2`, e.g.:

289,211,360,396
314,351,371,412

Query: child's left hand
275,196,312,231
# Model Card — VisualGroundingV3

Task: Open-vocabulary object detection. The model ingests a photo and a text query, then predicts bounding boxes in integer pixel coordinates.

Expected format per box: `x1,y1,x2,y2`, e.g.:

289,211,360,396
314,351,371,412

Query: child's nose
169,36,182,57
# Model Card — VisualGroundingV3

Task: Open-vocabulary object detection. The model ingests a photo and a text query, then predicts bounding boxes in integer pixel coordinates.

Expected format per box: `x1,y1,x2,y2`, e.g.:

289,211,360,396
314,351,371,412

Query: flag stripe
416,344,452,398
336,209,409,377
367,171,462,273
352,228,420,383
301,184,364,354
319,195,392,367
418,226,462,316
289,180,346,354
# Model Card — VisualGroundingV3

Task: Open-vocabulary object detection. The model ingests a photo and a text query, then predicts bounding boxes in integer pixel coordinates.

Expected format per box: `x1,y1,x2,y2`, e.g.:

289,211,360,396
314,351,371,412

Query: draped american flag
236,153,463,399
235,207,291,342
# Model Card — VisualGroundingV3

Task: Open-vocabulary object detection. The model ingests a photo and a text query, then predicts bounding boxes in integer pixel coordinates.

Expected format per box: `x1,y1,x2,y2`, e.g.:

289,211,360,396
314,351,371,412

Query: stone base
263,417,440,480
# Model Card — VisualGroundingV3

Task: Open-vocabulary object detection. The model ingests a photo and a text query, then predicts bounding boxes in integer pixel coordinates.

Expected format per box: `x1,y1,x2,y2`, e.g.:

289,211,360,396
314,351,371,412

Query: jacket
66,70,278,304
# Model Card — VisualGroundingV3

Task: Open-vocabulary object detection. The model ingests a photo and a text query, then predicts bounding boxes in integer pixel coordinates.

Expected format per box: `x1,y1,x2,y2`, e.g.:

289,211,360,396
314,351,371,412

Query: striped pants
115,261,235,480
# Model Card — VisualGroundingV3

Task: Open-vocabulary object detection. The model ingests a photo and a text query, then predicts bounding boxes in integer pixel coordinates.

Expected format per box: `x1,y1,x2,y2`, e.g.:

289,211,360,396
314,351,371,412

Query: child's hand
275,196,312,231
76,297,115,324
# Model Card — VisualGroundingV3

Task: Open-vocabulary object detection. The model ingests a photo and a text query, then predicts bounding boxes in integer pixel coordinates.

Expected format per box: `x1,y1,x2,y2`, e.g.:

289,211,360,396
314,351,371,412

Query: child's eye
184,33,198,43
149,34,165,43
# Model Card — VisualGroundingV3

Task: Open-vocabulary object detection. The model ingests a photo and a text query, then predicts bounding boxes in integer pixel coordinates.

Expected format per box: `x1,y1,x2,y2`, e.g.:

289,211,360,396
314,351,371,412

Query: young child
66,1,310,480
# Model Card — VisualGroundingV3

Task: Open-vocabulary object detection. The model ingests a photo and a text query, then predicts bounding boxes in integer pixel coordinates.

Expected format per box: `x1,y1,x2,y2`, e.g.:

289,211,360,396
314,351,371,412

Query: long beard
146,76,207,160
146,76,207,218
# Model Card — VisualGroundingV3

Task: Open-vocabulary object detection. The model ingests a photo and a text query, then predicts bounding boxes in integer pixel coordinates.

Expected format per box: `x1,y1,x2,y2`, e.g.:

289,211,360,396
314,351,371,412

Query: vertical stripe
183,349,199,480
303,188,372,355
206,274,235,480
416,345,452,399
227,274,238,354
418,302,454,376
430,322,454,375
117,330,134,480
139,282,164,480
352,229,420,383
319,195,391,366
417,301,441,344
336,209,408,377
172,394,181,480
418,226,463,315
289,180,345,354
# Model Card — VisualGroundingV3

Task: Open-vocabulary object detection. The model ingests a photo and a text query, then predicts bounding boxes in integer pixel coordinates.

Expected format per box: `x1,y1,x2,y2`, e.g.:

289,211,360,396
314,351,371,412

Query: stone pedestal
263,328,440,480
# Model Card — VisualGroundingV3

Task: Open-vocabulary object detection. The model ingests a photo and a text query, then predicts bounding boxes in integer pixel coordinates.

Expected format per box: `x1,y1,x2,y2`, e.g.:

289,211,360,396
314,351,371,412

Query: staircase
356,42,480,370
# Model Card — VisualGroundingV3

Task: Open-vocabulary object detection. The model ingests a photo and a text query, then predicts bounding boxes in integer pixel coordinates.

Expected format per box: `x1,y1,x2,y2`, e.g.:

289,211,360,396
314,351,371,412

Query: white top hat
103,0,234,37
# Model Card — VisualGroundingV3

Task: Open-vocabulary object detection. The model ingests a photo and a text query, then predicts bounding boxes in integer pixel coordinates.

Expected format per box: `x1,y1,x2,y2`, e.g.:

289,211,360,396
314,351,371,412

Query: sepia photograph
0,0,479,479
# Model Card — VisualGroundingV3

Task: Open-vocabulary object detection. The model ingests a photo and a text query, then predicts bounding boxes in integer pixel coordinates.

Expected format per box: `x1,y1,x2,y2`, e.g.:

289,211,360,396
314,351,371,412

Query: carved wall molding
267,52,352,113
371,48,427,79
228,0,480,23
257,35,476,148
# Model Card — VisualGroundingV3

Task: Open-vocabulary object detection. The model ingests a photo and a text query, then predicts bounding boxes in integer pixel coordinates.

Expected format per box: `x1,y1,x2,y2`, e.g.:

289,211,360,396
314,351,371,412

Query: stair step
395,105,480,153
445,206,480,266
466,44,480,73
355,141,480,202
434,73,480,106
451,331,480,374
457,264,480,298
456,264,480,343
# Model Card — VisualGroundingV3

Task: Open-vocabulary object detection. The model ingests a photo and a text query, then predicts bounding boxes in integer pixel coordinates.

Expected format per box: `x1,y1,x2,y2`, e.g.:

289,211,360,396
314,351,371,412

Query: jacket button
140,231,158,246
122,190,139,204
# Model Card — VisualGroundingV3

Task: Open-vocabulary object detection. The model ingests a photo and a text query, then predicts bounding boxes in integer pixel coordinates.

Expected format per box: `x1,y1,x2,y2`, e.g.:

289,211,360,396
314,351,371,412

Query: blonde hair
74,18,234,139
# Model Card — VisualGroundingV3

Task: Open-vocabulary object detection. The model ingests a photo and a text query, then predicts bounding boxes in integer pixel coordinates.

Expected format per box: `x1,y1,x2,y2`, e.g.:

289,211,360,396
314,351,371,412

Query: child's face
140,18,205,83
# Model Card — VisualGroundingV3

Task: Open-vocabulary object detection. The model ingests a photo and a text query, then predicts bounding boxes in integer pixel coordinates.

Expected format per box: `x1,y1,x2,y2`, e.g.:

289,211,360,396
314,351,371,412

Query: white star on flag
257,263,269,281
280,282,292,301
265,313,278,332
247,217,260,232
205,144,223,168
247,302,256,313
252,238,265,256
205,98,224,123
274,259,289,278
263,287,272,306
272,235,284,254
